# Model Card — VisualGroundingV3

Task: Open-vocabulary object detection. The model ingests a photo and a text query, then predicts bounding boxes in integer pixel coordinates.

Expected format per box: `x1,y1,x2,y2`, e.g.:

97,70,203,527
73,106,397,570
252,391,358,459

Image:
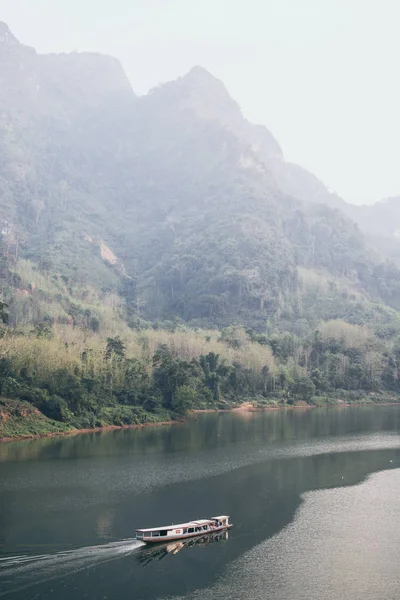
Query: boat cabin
212,516,229,527
136,516,231,543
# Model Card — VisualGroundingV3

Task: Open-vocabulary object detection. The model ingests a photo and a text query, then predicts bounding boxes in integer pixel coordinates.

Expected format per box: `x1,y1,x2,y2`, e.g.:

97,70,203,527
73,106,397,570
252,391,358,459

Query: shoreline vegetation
2,320,400,443
2,396,400,443
3,27,400,445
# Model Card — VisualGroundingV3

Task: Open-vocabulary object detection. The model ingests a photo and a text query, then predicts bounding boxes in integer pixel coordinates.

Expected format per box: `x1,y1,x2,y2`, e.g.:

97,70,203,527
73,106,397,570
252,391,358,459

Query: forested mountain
1,22,400,332
1,23,400,436
341,197,400,265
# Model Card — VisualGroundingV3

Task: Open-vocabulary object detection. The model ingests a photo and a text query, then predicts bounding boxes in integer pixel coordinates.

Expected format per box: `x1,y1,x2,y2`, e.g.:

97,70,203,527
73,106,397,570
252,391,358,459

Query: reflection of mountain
136,531,229,566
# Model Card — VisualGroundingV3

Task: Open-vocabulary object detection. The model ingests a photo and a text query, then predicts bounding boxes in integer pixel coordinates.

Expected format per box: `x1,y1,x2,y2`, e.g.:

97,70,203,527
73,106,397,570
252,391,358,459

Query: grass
0,397,72,439
0,397,173,441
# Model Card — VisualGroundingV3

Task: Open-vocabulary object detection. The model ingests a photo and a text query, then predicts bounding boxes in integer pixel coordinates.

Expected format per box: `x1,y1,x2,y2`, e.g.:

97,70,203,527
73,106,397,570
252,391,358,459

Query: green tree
220,325,249,349
0,299,8,325
172,385,197,415
289,374,316,403
153,345,199,408
34,322,53,339
105,337,126,360
199,352,229,402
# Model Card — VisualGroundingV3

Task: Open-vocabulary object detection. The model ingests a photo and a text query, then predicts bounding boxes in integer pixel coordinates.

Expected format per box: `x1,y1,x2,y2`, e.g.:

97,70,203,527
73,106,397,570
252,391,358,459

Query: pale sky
2,0,400,205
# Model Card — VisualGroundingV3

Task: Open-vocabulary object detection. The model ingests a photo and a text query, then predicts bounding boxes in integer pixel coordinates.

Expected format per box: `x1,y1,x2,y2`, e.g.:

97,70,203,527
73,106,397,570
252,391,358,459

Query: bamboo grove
1,316,400,431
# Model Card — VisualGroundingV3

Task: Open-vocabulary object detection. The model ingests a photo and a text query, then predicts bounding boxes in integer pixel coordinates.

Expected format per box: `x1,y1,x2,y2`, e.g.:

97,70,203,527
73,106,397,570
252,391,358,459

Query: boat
135,515,232,543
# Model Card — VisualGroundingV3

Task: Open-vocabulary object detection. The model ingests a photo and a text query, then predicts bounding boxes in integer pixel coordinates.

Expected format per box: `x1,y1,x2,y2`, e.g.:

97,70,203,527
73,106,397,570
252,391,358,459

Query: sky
2,0,400,205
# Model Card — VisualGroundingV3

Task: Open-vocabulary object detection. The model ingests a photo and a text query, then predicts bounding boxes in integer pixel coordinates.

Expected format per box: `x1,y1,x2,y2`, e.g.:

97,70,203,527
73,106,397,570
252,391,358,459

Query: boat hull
141,524,232,543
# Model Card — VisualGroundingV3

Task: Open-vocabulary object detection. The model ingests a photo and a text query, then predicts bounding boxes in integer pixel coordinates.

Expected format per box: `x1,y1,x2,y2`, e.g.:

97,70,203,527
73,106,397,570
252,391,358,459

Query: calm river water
1,406,400,599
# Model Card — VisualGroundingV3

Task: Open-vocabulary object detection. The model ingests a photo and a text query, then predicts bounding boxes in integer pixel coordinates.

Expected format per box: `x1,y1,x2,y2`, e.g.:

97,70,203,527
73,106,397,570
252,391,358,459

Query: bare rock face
0,21,20,45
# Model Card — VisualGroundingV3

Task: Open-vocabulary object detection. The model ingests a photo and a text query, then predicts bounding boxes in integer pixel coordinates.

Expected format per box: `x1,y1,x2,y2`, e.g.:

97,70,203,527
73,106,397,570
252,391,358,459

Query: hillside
2,24,400,331
1,24,400,437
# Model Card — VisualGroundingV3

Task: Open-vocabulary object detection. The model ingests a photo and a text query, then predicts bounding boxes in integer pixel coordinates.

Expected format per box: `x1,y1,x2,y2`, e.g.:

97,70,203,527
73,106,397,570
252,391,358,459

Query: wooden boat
136,515,232,543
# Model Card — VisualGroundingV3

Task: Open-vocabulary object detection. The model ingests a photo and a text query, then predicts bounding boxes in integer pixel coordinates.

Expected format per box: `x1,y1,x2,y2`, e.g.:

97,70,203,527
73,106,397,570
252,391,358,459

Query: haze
3,0,400,205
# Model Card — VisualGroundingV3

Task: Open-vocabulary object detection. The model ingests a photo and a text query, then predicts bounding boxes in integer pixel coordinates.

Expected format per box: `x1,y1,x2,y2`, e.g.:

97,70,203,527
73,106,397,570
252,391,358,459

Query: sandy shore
193,401,313,413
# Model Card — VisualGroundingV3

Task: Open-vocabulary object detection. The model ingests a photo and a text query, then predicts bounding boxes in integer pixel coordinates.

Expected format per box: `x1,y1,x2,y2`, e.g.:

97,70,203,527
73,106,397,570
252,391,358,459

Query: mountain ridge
3,23,400,436
0,21,20,45
1,23,400,333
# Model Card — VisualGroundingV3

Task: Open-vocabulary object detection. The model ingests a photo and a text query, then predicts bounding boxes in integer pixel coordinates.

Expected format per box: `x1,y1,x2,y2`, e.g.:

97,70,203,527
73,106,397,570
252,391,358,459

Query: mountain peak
180,65,236,102
160,64,242,125
184,65,221,83
180,66,283,161
0,22,20,45
146,65,282,162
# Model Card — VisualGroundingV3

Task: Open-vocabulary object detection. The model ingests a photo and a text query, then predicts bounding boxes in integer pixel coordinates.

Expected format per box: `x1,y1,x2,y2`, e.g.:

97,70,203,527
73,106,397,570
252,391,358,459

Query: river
1,406,400,599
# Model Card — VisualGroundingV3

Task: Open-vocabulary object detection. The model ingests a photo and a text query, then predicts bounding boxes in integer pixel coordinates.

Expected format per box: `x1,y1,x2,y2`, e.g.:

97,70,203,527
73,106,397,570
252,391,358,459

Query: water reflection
1,407,400,600
137,531,229,566
2,405,400,464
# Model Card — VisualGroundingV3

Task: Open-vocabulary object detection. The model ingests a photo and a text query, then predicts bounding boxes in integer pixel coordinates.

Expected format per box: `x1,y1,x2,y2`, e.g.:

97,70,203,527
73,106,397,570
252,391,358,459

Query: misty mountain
1,22,400,333
342,197,400,261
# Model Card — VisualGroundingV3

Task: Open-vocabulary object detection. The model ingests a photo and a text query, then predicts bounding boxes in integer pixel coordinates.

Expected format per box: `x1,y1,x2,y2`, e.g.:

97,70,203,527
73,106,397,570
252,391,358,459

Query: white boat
136,515,232,543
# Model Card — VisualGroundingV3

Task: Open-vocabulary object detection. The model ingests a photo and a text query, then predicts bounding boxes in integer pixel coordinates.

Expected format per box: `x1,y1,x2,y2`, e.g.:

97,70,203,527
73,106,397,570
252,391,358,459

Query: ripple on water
0,539,145,597
171,468,400,600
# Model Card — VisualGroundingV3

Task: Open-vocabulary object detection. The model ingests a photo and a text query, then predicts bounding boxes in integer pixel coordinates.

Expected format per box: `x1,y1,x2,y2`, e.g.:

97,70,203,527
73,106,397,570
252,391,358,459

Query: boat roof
212,515,229,520
136,519,213,533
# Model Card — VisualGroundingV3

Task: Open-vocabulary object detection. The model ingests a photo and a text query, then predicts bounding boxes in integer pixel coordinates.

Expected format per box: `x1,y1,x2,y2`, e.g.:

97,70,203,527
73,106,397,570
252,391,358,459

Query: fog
3,0,400,206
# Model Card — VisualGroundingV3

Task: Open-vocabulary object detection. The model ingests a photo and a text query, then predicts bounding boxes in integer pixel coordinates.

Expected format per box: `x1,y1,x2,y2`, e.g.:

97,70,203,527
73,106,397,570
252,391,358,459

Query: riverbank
0,405,314,442
194,400,313,413
0,419,179,444
2,395,400,443
0,397,178,443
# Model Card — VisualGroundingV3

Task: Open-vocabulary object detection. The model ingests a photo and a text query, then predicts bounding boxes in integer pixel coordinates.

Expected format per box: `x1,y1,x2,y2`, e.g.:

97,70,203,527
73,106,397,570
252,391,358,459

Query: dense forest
1,22,400,437
2,303,400,437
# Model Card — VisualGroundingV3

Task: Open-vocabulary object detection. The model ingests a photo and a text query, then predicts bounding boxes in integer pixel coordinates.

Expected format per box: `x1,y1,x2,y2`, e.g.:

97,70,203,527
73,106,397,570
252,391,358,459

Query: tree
89,317,100,333
105,337,126,360
35,322,53,339
172,385,197,415
289,374,316,403
153,345,199,408
115,358,149,406
310,368,326,391
220,325,249,349
104,337,126,398
0,299,8,325
199,352,229,402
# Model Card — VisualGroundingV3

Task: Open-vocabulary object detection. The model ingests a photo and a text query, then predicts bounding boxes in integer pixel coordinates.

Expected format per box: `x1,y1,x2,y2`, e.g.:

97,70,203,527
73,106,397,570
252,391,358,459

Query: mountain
1,23,400,335
4,23,400,437
0,22,137,315
342,197,400,262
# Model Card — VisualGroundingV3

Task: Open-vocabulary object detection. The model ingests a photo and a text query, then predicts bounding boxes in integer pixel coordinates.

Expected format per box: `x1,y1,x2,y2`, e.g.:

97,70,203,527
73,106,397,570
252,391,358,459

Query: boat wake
0,538,144,596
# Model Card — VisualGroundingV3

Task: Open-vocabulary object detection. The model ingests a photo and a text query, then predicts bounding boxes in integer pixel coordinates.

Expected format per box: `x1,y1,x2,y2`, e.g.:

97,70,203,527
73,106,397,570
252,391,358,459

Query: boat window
183,529,187,534
160,530,168,536
202,525,208,530
188,527,194,533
